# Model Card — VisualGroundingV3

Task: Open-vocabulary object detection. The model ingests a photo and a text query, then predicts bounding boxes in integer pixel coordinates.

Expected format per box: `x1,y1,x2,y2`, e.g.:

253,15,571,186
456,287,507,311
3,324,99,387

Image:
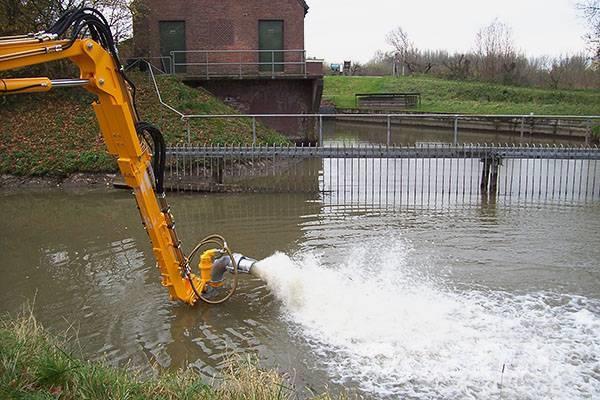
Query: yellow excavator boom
1,24,214,305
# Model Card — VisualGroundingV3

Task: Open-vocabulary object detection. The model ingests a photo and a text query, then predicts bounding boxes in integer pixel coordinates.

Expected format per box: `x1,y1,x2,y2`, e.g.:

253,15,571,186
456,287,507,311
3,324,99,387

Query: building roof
298,0,309,15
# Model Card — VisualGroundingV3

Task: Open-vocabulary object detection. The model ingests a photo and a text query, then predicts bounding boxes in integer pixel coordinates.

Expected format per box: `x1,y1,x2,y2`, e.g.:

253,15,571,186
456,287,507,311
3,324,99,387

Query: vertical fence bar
585,158,591,201
448,153,453,200
538,152,543,197
565,157,570,198
578,158,584,201
387,115,391,147
252,116,257,145
399,149,408,208
434,154,438,205
440,153,445,203
524,153,529,199
421,156,425,205
558,158,564,200
453,116,459,145
393,154,397,206
371,156,375,206
304,50,307,77
520,117,525,143
319,115,323,146
407,153,411,204
379,149,383,205
544,156,550,201
552,153,557,200
470,148,474,199
350,147,354,203
592,160,597,200
502,147,507,197
272,50,275,78
531,152,536,200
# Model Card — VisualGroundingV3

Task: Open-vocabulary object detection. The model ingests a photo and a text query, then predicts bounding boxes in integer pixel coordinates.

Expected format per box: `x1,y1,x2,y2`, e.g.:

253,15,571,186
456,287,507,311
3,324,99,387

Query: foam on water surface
253,240,600,399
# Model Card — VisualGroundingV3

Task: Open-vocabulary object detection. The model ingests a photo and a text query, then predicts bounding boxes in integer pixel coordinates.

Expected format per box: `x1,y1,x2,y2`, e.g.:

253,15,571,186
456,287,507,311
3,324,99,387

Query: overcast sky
304,0,588,63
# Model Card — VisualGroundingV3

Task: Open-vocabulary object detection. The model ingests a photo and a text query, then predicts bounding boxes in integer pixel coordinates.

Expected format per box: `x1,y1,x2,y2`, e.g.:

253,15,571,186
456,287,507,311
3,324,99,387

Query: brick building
134,0,311,75
133,0,322,141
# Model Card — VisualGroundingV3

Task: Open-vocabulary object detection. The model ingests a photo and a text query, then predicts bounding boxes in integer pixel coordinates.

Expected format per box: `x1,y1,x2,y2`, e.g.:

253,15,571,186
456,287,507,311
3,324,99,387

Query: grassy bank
0,311,337,400
323,75,600,115
0,73,287,177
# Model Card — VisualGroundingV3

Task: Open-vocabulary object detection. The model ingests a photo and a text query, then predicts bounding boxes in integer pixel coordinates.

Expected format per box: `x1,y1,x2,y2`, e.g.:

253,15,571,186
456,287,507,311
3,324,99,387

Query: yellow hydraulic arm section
1,32,224,305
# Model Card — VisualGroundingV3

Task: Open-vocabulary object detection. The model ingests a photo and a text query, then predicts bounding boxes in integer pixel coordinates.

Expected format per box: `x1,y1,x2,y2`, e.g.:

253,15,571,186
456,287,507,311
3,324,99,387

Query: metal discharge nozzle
210,253,258,284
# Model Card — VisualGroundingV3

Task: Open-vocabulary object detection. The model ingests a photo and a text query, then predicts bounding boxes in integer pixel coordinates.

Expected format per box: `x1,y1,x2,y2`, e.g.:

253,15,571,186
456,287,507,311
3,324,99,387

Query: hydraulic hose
135,122,166,194
186,234,239,304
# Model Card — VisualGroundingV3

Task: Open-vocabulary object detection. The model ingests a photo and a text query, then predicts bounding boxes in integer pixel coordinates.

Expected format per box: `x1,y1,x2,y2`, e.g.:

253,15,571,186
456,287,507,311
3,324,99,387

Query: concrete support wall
186,77,323,142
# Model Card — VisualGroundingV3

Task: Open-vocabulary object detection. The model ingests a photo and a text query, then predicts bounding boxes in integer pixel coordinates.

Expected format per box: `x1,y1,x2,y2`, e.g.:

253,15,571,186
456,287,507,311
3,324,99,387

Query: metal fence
170,49,307,78
163,144,600,205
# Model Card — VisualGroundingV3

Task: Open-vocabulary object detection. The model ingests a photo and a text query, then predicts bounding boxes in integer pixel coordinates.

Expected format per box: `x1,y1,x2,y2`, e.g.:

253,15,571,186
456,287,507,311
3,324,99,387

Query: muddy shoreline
0,173,118,189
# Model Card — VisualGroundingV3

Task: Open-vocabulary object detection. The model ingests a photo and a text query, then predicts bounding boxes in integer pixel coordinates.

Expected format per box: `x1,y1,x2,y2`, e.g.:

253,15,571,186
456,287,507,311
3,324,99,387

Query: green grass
0,73,288,177
0,310,339,400
323,75,600,115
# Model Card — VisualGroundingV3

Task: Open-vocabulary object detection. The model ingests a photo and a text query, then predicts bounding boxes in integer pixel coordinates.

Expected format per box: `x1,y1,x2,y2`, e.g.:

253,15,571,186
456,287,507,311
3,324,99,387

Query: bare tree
0,0,136,76
577,0,600,62
474,19,518,83
386,27,414,76
87,0,138,44
0,0,135,43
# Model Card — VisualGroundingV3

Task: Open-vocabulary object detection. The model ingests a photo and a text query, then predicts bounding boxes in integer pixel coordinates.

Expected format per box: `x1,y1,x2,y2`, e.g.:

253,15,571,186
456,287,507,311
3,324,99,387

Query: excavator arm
0,9,247,305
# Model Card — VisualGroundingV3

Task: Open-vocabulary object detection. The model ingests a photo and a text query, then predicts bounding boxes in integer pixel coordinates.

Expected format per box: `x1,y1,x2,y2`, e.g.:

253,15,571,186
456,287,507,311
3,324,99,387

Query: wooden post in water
480,155,501,196
480,157,491,194
212,157,224,185
489,157,501,196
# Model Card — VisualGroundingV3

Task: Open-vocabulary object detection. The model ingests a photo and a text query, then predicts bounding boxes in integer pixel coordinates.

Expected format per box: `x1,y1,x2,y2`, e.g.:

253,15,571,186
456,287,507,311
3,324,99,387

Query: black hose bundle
47,6,139,119
48,8,116,49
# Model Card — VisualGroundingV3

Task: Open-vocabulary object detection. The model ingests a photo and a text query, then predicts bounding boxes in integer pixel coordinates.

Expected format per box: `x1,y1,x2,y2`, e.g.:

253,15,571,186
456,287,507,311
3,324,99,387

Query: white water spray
252,240,600,399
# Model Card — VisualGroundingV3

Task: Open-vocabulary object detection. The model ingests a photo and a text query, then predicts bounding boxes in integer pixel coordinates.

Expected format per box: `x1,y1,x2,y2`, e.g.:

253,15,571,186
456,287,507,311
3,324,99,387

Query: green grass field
323,75,600,116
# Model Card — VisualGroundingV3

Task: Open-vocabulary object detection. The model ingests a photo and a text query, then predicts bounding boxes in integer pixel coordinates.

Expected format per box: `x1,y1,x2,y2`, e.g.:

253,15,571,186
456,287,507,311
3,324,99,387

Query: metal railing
170,49,307,78
173,112,599,146
163,143,600,202
167,143,600,160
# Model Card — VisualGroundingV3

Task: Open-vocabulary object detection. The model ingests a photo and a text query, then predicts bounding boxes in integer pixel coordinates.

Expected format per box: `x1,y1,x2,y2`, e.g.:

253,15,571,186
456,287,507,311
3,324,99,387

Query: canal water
324,120,588,147
1,186,599,399
1,115,598,399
